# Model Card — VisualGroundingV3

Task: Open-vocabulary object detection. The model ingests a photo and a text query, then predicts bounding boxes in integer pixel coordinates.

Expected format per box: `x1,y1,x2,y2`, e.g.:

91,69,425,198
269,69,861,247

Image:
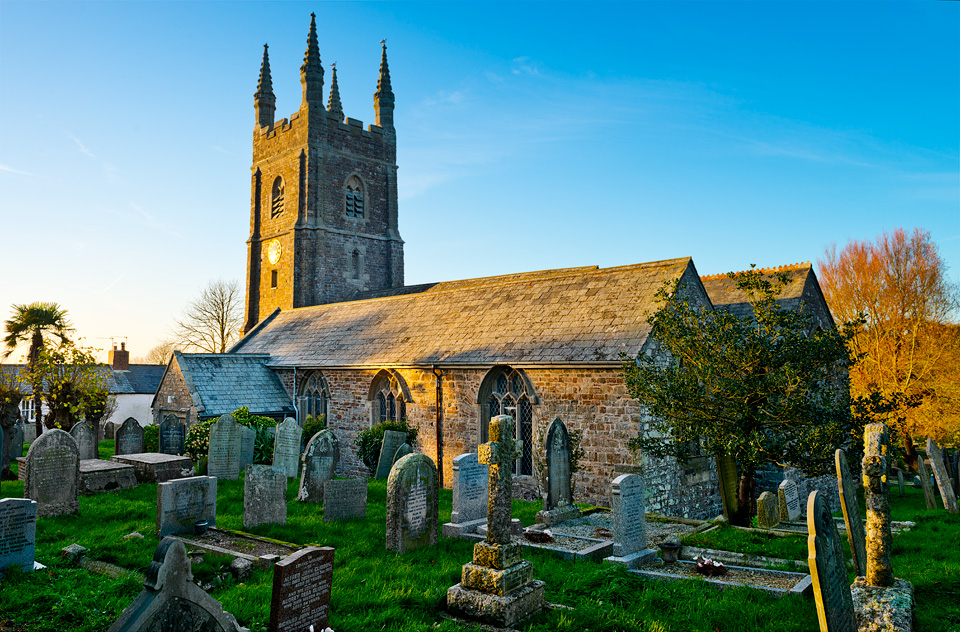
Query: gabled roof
231,257,698,367
105,365,166,395
170,351,294,418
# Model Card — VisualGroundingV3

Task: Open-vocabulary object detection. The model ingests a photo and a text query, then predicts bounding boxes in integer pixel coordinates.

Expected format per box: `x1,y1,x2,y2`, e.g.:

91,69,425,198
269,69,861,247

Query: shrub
253,428,275,465
303,414,327,440
143,424,159,452
183,407,280,462
184,418,217,461
355,418,418,473
232,406,277,430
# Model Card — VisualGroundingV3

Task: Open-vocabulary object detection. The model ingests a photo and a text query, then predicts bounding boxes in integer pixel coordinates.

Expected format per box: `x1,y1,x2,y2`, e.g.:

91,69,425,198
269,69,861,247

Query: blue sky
1,1,957,362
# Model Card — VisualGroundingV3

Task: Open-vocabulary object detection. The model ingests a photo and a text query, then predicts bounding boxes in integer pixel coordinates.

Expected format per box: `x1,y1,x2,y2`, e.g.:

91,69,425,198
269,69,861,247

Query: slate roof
105,365,166,395
232,257,697,367
700,263,814,318
173,352,294,418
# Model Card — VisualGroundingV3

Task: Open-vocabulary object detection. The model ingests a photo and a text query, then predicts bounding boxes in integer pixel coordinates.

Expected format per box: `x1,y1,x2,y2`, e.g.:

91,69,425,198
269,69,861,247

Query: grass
1,442,956,632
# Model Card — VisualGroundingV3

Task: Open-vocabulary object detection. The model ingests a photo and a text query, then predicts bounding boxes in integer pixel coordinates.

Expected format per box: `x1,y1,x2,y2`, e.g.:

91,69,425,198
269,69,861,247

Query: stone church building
153,16,836,518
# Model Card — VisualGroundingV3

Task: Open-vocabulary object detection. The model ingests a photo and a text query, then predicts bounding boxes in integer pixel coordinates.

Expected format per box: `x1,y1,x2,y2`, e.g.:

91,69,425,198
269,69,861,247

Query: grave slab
0,498,38,572
272,418,302,479
322,478,367,523
808,490,856,632
157,476,218,537
111,453,193,483
535,418,580,527
268,546,335,632
70,422,98,460
386,453,439,552
756,491,780,530
443,452,489,538
159,414,186,456
208,415,241,480
927,438,959,514
80,459,138,495
297,429,339,503
376,430,407,479
244,465,287,530
25,428,80,518
916,457,937,510
604,473,656,569
115,418,144,456
835,449,868,577
778,479,802,522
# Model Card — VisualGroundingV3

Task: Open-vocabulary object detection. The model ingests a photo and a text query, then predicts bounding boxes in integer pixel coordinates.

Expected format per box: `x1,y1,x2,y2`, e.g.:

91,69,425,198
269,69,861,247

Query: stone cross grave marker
535,418,579,526
863,423,893,587
807,490,857,632
25,429,80,518
385,453,438,553
0,498,38,572
244,465,287,530
835,449,868,577
272,418,302,479
297,429,339,503
239,426,255,469
106,537,247,632
268,546,336,632
70,422,98,460
375,430,407,479
442,453,489,538
778,478,802,522
159,414,186,456
927,438,958,513
604,473,657,568
208,415,241,480
917,456,937,510
322,478,367,523
156,476,218,537
115,418,144,456
756,491,780,529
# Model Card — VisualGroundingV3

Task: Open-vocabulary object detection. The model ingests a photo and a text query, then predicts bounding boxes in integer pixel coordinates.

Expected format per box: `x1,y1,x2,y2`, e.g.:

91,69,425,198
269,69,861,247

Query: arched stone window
371,372,407,424
271,176,284,218
345,175,364,218
297,372,329,425
479,366,535,476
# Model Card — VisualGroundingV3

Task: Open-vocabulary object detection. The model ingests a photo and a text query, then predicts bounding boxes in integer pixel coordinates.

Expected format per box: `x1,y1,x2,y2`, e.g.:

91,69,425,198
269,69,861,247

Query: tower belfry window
352,249,361,279
271,177,284,218
345,176,364,218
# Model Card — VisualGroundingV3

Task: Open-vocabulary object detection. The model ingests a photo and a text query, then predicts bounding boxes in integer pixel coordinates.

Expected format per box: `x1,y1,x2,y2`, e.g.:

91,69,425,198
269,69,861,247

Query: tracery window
271,176,284,218
18,398,35,424
298,372,329,425
372,374,406,423
480,367,534,476
345,176,364,218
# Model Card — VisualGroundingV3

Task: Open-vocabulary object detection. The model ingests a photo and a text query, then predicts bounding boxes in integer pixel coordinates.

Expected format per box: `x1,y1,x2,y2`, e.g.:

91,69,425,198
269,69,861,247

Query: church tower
243,15,403,333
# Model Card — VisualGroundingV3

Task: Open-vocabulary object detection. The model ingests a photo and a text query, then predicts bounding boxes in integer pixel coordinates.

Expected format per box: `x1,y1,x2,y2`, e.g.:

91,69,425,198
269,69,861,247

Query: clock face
267,239,282,264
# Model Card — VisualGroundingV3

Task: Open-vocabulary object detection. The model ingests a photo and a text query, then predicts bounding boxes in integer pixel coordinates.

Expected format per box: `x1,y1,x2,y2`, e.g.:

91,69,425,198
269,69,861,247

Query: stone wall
151,359,197,428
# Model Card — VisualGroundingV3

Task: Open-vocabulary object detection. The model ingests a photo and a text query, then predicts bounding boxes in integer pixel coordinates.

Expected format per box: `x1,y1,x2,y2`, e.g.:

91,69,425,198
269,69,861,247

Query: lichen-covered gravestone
835,449,867,577
863,423,893,587
778,478,802,522
0,498,38,572
756,491,780,529
70,422,98,460
807,490,856,632
322,478,367,523
375,430,407,479
927,438,958,514
442,453,489,538
272,418,302,479
243,465,287,530
385,453,438,553
156,476,218,537
268,546,335,632
297,430,339,503
159,414,186,456
535,418,580,526
603,473,657,568
916,456,937,510
107,537,248,632
25,429,80,518
115,418,144,456
207,415,241,480
239,426,256,469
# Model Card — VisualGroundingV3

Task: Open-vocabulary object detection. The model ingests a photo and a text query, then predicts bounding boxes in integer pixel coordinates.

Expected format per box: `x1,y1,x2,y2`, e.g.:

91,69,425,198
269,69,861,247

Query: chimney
109,342,130,370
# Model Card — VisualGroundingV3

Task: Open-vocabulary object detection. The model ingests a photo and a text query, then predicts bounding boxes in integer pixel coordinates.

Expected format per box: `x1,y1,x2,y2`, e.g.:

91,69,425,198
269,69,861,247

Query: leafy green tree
25,342,107,431
622,268,856,526
3,302,73,433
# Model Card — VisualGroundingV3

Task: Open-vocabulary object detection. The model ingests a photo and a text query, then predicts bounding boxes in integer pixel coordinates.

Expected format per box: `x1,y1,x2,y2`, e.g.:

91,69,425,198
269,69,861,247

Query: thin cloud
101,273,124,293
0,164,37,176
67,133,96,159
511,56,541,76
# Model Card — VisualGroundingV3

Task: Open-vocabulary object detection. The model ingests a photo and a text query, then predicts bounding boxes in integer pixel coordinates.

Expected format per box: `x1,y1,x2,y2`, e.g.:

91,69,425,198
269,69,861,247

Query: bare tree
134,340,177,365
173,280,243,354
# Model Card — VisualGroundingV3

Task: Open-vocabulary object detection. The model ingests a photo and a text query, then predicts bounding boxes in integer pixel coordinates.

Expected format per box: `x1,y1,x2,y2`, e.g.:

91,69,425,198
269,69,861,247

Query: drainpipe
432,364,443,487
291,367,299,424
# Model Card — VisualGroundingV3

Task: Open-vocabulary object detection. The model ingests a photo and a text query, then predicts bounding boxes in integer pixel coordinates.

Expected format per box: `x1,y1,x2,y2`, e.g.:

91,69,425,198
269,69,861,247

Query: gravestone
447,415,545,627
156,476,218,537
9,420,24,464
917,457,937,510
297,429,339,503
70,422,98,460
952,449,960,497
24,428,80,517
385,453,439,553
207,415,241,480
756,491,780,529
159,414,186,456
239,426,256,469
243,465,287,530
272,418,302,479
863,423,893,586
535,418,580,526
896,469,905,497
2,419,25,479
603,473,657,568
926,438,958,513
0,498,38,572
375,430,407,479
835,449,867,577
778,478,802,522
322,478,367,523
106,537,247,632
807,490,856,632
269,546,335,632
442,453,489,538
393,442,412,463
115,418,144,456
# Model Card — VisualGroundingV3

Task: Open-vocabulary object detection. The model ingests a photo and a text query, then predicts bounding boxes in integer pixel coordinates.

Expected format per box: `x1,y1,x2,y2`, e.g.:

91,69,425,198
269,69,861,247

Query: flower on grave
694,554,727,577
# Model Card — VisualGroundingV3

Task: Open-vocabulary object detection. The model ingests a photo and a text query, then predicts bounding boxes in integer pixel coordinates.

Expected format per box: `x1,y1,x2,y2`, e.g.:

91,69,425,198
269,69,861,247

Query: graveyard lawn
0,446,954,632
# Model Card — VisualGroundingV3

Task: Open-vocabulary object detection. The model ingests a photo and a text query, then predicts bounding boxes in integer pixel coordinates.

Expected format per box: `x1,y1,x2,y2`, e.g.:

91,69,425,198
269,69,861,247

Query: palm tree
4,302,73,433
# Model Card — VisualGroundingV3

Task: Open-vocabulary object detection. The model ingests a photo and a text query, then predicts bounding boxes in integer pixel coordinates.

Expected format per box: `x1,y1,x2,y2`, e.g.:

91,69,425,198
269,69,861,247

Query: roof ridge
700,262,811,282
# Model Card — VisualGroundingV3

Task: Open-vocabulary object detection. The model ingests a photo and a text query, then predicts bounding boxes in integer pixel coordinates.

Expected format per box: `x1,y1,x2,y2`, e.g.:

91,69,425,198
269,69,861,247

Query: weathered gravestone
386,453,439,553
756,491,780,529
107,537,248,632
25,428,80,518
8,421,25,470
393,442,412,463
243,465,287,530
0,498,38,572
208,415,241,480
863,423,894,587
442,452,489,538
272,418,302,479
239,426,255,469
115,418,144,456
535,418,580,526
778,478,802,522
157,476,218,537
807,490,856,632
835,449,868,577
895,469,905,497
297,429,339,503
916,456,937,510
952,449,960,497
159,414,186,456
70,422,98,461
322,478,367,523
927,438,958,513
269,546,335,632
447,415,545,627
375,429,407,479
603,473,657,568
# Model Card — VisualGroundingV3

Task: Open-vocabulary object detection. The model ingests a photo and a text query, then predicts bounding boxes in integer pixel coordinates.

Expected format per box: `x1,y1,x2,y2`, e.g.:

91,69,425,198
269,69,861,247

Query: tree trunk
732,469,756,527
903,434,919,473
29,330,44,437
